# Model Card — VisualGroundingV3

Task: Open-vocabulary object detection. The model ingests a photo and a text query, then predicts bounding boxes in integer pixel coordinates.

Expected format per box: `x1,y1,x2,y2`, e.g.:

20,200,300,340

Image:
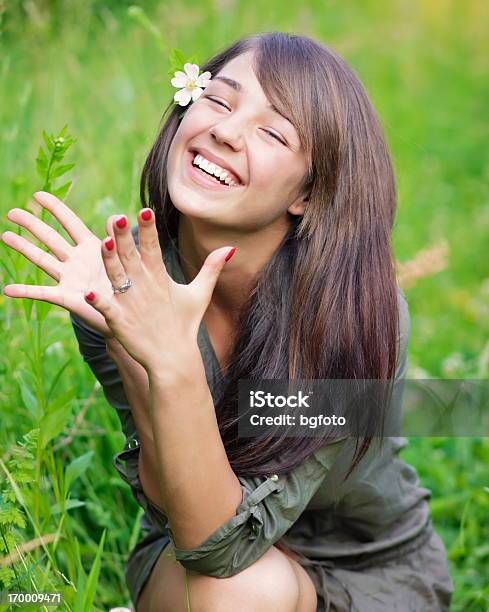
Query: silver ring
112,278,133,294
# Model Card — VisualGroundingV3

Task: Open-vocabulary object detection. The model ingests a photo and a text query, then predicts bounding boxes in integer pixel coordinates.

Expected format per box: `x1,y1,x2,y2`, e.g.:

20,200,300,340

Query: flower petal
184,63,200,80
191,87,204,101
174,87,192,106
171,72,188,88
195,72,212,87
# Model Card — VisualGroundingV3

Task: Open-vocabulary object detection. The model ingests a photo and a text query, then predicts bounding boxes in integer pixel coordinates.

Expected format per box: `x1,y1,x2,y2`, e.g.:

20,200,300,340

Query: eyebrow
212,75,293,125
212,76,243,91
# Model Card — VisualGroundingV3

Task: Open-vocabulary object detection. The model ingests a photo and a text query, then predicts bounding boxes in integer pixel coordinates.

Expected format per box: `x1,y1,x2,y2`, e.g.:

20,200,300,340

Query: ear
287,194,309,217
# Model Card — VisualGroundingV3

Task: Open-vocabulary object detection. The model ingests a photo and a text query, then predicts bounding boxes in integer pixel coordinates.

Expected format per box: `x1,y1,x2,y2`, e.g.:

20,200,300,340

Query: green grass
1,1,488,609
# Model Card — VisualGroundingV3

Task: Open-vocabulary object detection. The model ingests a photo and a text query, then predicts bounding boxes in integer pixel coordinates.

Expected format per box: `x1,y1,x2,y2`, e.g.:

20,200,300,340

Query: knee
188,545,301,612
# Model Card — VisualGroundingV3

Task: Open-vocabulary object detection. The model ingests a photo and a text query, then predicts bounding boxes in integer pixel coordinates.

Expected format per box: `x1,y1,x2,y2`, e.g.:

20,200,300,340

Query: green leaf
42,130,54,152
39,401,72,449
64,451,94,494
170,48,186,67
0,250,17,282
21,295,34,320
128,506,144,551
37,145,48,163
73,538,87,612
10,509,26,528
83,529,106,611
35,146,48,178
46,358,72,402
51,180,71,200
50,163,75,179
0,565,15,589
35,298,51,323
16,372,38,414
64,136,76,151
48,386,76,410
168,48,193,77
51,498,86,515
36,159,47,179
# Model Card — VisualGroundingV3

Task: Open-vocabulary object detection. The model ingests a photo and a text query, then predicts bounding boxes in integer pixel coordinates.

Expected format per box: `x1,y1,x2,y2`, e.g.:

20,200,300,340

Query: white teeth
191,152,239,186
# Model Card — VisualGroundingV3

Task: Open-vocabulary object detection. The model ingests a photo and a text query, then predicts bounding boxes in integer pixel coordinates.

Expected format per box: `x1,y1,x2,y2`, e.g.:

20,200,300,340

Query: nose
209,119,244,151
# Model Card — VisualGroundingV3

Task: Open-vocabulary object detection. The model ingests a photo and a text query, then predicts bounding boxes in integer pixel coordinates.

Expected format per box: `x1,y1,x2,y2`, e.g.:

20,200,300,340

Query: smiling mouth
188,151,243,187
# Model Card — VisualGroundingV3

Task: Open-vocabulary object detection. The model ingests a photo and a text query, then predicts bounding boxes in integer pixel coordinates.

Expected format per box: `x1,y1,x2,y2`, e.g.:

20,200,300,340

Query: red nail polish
225,247,236,262
86,291,96,301
116,216,127,229
105,237,114,250
141,209,152,221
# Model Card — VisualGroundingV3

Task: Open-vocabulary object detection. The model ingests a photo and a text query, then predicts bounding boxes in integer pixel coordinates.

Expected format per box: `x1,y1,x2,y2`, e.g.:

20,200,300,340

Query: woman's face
166,51,309,233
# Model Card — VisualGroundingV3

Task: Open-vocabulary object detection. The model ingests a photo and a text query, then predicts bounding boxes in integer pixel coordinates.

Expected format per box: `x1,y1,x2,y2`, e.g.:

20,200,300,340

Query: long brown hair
140,32,400,480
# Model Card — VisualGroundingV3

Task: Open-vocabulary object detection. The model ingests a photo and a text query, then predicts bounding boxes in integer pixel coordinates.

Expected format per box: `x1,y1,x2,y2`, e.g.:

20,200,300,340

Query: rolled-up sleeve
169,439,346,577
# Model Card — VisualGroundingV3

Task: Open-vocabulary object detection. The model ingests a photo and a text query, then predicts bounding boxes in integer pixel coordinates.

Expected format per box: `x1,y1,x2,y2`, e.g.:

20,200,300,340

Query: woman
2,32,453,611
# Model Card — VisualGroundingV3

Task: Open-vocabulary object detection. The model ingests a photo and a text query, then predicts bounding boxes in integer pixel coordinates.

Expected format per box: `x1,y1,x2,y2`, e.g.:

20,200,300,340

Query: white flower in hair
171,63,212,106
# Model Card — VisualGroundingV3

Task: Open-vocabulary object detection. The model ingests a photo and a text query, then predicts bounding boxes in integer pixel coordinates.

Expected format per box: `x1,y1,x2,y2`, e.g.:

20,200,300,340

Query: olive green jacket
70,226,431,578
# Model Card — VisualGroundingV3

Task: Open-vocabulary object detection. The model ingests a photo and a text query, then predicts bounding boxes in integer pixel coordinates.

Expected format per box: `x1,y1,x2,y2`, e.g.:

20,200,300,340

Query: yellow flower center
187,80,197,89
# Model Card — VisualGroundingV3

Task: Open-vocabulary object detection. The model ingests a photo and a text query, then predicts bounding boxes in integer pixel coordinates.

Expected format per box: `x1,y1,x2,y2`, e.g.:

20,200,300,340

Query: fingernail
105,237,114,251
225,247,236,262
116,215,127,229
141,209,152,221
85,291,96,301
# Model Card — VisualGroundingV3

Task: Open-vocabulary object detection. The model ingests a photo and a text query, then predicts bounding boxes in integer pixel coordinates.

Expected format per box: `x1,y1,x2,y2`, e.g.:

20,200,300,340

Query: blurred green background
0,1,488,610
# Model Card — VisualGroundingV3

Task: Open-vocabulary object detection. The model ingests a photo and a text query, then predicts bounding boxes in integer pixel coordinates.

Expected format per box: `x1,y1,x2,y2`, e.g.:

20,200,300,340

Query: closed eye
262,129,287,146
206,96,230,110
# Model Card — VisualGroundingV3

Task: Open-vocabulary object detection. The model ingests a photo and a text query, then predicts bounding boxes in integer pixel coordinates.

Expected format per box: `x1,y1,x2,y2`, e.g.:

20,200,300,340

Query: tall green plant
0,429,38,589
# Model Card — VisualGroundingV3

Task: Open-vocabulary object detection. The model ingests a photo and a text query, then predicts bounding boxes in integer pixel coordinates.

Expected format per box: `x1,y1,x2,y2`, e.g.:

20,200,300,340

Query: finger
105,215,119,239
101,235,130,291
137,208,168,276
6,207,73,261
84,290,119,326
2,231,61,281
3,283,64,306
33,191,92,244
190,246,237,310
112,214,141,275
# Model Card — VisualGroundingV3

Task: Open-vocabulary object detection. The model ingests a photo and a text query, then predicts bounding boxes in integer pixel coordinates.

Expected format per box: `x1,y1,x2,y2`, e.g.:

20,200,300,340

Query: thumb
190,246,237,306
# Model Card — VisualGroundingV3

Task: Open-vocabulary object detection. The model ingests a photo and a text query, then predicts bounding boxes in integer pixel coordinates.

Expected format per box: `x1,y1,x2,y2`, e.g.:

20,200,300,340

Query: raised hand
2,191,120,337
82,208,236,373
